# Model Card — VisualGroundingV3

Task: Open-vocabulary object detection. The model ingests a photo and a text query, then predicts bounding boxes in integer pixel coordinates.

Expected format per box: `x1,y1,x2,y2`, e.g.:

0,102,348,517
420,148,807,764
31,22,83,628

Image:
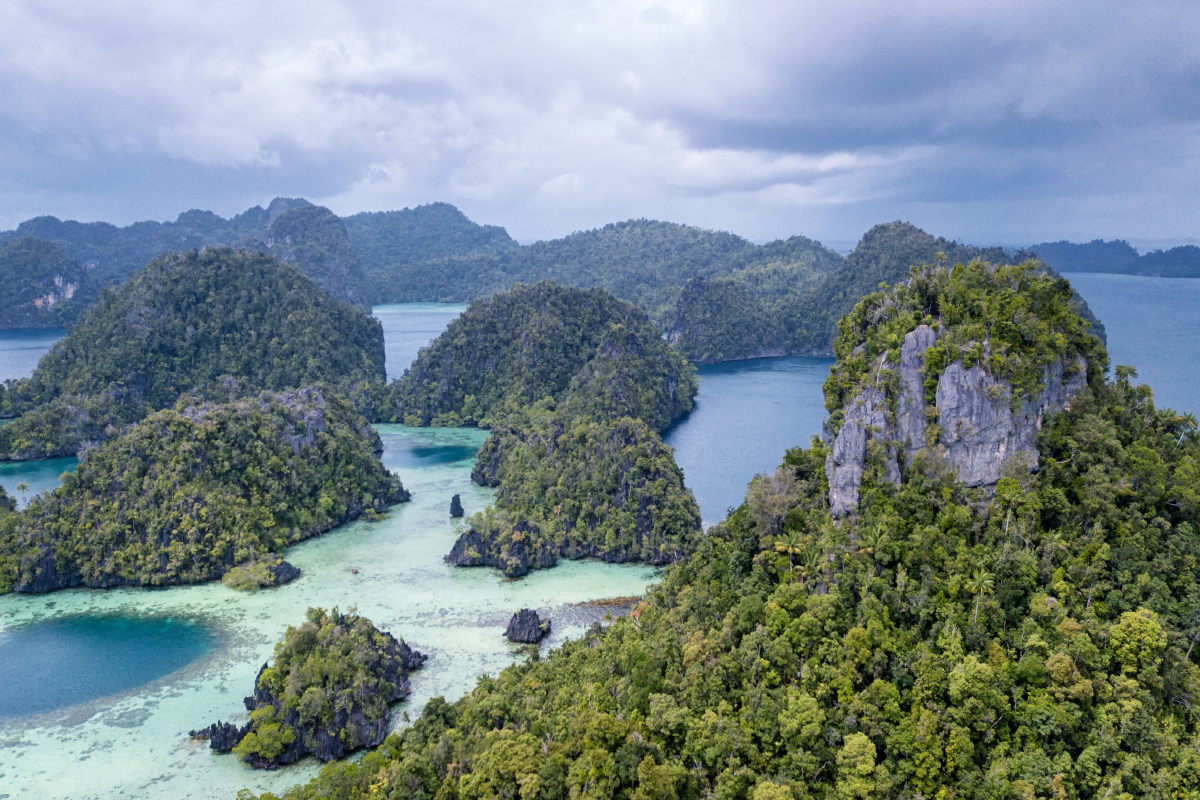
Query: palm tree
964,569,994,627
15,481,29,505
774,531,804,570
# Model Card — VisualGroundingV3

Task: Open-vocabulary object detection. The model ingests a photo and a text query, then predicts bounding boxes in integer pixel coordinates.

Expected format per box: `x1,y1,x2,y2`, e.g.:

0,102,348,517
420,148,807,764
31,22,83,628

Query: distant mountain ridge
1033,239,1200,277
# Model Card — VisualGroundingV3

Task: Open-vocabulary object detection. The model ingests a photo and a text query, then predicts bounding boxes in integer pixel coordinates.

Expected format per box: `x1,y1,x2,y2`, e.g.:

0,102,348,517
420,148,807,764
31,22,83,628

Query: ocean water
0,456,77,508
0,425,660,799
666,356,833,525
373,303,467,380
0,328,64,381
1069,273,1200,415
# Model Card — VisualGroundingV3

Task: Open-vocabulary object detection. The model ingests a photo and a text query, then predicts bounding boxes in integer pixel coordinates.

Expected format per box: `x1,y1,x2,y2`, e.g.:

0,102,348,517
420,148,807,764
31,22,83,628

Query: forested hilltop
0,237,98,328
249,260,1200,800
0,248,386,459
390,282,702,577
0,387,407,594
1034,239,1200,278
0,198,509,313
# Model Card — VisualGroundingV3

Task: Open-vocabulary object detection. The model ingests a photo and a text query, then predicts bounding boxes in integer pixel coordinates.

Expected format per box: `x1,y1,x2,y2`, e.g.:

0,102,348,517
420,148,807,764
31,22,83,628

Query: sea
0,272,1194,798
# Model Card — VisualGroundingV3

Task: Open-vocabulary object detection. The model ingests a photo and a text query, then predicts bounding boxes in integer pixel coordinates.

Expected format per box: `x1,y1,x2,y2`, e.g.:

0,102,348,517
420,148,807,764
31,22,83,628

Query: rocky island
0,387,407,593
0,246,387,460
194,608,425,768
392,282,702,577
258,258,1200,800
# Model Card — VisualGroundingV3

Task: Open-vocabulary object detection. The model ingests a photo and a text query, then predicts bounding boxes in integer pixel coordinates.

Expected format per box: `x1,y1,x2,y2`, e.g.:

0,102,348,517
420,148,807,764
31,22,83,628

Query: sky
1,0,1198,248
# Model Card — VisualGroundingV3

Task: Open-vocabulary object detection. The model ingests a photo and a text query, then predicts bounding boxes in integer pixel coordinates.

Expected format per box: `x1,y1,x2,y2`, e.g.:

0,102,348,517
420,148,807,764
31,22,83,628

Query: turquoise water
1070,273,1200,415
373,303,466,380
0,425,660,799
0,328,64,381
0,456,77,508
0,614,217,716
666,357,833,525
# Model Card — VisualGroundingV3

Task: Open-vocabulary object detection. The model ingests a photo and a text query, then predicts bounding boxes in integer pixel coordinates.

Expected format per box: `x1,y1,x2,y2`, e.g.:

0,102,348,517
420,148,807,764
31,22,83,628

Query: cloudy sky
1,0,1198,247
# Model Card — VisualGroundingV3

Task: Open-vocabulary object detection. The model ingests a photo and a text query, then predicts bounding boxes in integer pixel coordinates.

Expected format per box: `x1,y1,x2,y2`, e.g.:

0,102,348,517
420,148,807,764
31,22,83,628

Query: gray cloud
0,0,1197,245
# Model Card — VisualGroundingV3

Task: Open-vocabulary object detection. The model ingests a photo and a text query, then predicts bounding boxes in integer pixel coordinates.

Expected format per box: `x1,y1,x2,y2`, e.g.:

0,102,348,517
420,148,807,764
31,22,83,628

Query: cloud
0,0,1197,244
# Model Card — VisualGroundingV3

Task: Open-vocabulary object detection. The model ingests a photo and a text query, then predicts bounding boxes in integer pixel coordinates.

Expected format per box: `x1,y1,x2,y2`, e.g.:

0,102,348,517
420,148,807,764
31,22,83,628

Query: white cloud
0,0,1198,243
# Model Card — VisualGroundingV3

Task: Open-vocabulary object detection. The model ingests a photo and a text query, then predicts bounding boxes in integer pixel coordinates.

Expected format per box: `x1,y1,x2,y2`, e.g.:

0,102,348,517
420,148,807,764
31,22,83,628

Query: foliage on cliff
459,416,699,577
667,277,787,363
345,202,517,299
246,322,1200,800
0,237,98,329
365,219,758,314
1,197,312,286
230,607,426,768
252,205,369,307
791,222,1104,356
386,282,696,431
0,387,407,594
824,259,1106,420
0,247,386,458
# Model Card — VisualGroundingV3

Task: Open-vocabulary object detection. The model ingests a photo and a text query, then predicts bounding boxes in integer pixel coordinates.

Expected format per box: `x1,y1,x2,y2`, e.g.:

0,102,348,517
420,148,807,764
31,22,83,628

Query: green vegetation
231,607,426,768
221,554,300,591
0,247,385,458
0,237,97,329
386,282,696,431
345,202,517,296
243,259,1200,800
253,205,369,307
824,259,1104,419
367,219,763,315
0,387,407,594
0,484,13,514
787,222,1104,356
459,416,699,576
391,282,701,577
1035,239,1200,278
667,277,785,363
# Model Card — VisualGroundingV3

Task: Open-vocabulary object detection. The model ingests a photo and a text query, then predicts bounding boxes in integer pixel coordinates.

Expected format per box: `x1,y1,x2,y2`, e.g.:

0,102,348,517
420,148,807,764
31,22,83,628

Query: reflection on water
373,303,466,380
0,614,217,716
0,457,77,507
666,356,833,525
0,328,64,382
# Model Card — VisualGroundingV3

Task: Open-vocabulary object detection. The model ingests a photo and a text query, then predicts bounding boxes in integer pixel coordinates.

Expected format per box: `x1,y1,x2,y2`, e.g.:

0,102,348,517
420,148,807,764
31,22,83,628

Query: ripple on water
0,613,218,717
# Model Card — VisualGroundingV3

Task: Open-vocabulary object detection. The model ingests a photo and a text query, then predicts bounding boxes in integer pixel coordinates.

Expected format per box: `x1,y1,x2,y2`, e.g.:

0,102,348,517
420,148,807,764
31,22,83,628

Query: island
250,257,1200,800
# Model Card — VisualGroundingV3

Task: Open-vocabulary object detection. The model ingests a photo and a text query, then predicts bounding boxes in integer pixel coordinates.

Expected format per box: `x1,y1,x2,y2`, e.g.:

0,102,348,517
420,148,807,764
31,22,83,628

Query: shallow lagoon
0,425,661,799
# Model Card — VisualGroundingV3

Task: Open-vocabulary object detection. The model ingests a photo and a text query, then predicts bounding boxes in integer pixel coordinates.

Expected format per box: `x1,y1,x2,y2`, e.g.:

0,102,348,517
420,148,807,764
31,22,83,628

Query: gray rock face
895,325,937,461
936,357,1087,487
825,322,1087,514
825,386,894,518
505,609,551,643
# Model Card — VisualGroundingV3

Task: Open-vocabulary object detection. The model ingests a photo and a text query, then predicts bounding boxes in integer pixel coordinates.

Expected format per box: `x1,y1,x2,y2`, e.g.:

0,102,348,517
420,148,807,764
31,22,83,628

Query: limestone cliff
823,260,1102,517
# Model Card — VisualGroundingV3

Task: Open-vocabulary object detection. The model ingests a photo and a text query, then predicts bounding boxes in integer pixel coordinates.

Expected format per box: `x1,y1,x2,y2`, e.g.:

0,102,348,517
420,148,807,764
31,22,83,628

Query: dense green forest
244,259,1200,800
215,608,426,767
345,202,517,283
0,237,97,329
385,282,696,430
391,282,701,577
0,388,406,594
0,248,385,458
1034,239,1200,278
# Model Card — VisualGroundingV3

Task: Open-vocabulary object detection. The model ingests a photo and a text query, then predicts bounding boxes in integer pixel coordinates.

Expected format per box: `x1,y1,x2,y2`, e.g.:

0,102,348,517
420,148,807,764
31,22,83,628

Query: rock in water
505,609,551,643
450,494,464,517
189,720,249,752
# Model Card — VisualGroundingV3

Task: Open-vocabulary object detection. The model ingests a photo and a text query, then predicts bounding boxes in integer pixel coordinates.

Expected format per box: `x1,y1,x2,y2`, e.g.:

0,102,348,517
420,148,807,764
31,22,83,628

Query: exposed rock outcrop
450,494,463,518
505,608,551,643
825,322,1088,516
189,720,248,752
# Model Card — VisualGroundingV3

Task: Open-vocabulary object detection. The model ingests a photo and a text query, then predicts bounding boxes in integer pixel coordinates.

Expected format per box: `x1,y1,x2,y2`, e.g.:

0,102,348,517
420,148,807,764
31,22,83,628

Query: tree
964,569,994,627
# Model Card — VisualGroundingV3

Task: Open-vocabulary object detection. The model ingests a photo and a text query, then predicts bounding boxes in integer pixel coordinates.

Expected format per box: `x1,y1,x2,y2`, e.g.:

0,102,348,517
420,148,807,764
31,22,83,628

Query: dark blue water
0,328,64,381
383,442,479,470
373,303,466,381
0,614,217,716
1070,273,1200,416
666,357,833,525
